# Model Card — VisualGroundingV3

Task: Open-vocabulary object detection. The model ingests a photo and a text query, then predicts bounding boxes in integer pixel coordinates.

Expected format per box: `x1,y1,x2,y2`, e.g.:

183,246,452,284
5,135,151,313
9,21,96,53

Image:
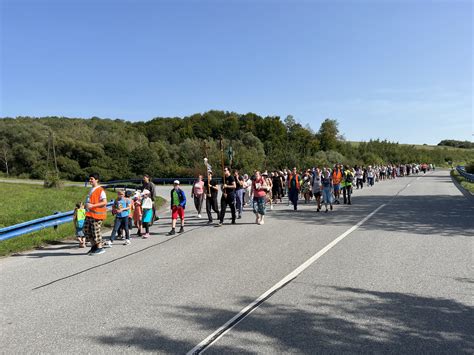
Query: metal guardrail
0,201,114,242
1,177,222,241
456,166,474,183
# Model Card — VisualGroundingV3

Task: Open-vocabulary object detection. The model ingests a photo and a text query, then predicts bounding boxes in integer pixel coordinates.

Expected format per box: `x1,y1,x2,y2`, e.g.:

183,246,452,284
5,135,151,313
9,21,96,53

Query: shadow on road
270,193,474,238
93,285,473,353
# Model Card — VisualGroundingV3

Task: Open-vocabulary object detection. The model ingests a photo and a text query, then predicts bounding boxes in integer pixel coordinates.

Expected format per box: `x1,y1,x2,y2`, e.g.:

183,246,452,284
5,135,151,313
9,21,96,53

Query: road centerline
187,203,387,354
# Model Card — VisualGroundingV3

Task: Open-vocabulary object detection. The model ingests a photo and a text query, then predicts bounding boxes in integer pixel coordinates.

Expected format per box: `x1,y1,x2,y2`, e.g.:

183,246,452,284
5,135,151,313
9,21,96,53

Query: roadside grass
0,182,165,256
451,170,474,194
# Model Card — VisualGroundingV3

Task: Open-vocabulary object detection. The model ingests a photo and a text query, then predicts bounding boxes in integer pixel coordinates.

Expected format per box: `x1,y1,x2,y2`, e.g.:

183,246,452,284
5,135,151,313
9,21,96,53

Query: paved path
1,170,472,353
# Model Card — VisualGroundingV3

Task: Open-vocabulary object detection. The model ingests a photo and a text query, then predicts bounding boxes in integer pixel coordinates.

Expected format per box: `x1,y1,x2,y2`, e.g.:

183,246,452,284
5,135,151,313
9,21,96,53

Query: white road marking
187,203,387,354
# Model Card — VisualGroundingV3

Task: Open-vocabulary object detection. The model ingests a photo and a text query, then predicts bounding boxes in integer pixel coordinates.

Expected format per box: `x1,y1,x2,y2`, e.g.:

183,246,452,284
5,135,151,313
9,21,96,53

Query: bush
465,162,474,174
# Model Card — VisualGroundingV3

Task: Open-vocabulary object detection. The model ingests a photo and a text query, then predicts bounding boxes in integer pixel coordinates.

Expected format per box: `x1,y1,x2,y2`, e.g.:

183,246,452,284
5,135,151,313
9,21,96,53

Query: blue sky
1,0,472,144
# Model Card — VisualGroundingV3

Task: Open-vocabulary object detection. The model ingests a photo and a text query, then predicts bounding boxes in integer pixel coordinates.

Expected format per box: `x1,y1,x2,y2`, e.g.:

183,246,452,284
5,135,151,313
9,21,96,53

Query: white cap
173,180,180,185
141,189,150,196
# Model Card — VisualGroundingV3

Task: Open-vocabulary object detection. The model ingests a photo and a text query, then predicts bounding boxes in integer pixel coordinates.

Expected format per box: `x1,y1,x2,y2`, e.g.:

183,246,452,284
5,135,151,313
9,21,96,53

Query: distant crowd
74,163,434,255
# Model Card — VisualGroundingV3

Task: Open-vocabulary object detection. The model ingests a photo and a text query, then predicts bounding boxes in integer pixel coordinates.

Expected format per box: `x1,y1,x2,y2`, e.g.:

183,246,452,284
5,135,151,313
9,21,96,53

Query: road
1,170,472,354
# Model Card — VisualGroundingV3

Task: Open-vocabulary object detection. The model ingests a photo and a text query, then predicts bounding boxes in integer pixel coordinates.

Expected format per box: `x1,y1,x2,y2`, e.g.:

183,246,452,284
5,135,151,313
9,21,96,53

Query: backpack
345,172,354,184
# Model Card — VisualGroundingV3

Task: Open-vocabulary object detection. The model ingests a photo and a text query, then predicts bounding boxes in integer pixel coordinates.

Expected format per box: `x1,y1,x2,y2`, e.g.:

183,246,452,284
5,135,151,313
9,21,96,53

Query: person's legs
109,217,121,242
123,217,130,240
194,195,200,213
219,196,228,224
235,189,243,217
212,196,220,220
178,206,185,232
206,197,213,222
229,194,237,223
252,197,260,223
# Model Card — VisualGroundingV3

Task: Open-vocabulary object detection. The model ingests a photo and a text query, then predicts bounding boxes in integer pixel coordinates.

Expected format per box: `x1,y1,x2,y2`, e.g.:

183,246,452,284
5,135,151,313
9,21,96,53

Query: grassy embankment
0,182,165,257
450,170,474,194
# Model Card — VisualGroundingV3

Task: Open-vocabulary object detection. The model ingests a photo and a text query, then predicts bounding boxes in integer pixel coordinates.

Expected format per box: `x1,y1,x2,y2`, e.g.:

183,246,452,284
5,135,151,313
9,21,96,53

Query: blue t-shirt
115,198,130,218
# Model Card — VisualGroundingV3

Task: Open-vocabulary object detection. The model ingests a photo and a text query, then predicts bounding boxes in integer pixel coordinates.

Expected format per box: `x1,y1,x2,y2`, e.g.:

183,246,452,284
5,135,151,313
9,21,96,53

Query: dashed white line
187,203,387,354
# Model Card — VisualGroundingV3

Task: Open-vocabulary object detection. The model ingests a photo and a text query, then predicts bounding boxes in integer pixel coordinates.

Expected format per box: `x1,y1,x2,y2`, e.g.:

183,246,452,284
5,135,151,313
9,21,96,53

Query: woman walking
191,175,205,218
252,171,268,225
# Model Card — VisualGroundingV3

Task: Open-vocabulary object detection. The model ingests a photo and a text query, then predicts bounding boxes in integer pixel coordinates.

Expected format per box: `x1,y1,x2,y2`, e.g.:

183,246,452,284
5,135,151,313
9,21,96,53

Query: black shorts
313,191,322,198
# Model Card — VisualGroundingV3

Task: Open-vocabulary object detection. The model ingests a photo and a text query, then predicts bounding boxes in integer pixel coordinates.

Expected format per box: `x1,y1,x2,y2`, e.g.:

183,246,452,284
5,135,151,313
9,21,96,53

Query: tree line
1,112,473,181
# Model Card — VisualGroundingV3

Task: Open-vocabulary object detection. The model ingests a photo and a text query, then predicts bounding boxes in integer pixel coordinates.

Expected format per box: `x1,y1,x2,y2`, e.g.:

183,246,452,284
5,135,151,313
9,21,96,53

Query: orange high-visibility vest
86,187,107,220
288,173,300,190
332,170,342,184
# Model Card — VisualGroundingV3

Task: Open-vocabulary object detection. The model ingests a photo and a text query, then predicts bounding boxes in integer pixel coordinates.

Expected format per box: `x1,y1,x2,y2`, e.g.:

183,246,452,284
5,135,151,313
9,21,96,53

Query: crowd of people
75,163,432,255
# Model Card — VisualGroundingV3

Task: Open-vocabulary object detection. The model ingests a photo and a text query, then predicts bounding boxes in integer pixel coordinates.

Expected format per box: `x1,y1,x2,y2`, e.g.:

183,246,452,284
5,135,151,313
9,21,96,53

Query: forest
1,111,473,181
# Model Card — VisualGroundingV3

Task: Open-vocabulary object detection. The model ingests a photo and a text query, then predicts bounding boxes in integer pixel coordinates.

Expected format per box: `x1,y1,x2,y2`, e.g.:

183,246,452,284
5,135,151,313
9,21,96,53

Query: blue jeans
235,189,244,215
110,216,130,241
252,197,266,215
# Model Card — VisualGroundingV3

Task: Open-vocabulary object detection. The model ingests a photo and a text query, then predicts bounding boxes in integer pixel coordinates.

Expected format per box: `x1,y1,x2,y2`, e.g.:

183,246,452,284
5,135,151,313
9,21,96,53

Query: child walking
73,202,86,248
141,189,153,238
132,191,143,237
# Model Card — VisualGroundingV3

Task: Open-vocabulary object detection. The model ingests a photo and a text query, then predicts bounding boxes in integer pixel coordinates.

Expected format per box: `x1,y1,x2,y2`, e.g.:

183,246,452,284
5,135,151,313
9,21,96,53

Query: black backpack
345,172,354,183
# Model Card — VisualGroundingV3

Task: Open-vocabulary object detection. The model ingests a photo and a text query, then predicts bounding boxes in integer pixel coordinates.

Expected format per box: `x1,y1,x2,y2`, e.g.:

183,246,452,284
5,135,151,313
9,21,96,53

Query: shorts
76,228,84,237
84,217,103,244
333,183,341,192
171,205,185,220
313,191,322,198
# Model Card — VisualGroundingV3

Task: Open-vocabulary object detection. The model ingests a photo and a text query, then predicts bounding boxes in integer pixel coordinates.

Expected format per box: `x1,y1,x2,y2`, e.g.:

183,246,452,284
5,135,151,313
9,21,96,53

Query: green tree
318,118,339,151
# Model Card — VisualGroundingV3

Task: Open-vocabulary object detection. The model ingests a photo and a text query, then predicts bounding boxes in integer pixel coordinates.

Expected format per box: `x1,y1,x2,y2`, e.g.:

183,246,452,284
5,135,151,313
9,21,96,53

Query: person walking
217,167,236,226
191,174,205,218
288,167,300,211
141,189,153,238
73,202,86,248
106,190,131,247
204,172,220,224
234,170,245,219
252,171,269,225
355,166,364,189
168,180,186,235
84,173,107,255
332,164,343,204
321,169,334,212
342,166,355,205
312,168,322,212
141,174,157,225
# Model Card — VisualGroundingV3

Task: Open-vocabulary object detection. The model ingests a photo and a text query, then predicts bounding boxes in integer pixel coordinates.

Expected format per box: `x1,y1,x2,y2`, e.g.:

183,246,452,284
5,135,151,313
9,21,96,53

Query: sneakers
330,205,333,211
260,217,265,225
123,239,131,245
207,220,213,224
231,220,236,225
87,245,98,254
168,229,176,235
237,214,242,219
142,233,149,239
198,214,202,218
89,247,105,255
104,240,113,248
178,226,184,233
215,223,223,227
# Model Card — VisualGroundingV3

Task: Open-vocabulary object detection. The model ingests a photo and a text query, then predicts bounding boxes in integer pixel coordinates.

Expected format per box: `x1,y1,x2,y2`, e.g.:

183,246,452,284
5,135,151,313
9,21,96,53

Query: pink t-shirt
193,181,204,195
253,178,267,198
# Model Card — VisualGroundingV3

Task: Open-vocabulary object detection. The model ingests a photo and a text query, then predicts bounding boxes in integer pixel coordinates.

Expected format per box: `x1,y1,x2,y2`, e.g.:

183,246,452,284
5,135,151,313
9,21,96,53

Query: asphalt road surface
1,170,472,354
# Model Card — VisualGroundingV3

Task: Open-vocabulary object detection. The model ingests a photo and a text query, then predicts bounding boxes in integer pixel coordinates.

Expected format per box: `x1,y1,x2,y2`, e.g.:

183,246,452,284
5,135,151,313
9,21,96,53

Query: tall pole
219,136,226,198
